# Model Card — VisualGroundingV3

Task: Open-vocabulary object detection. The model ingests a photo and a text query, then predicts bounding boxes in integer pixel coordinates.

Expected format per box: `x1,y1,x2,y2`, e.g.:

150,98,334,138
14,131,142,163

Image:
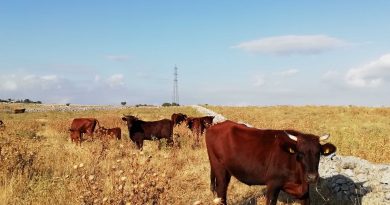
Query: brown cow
186,116,214,144
122,115,173,150
96,126,121,140
206,120,336,205
14,108,26,114
171,113,188,126
0,120,4,130
69,118,100,145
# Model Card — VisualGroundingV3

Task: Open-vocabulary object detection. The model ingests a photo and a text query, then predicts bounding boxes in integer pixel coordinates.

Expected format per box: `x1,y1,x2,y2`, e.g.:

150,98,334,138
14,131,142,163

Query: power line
172,65,179,105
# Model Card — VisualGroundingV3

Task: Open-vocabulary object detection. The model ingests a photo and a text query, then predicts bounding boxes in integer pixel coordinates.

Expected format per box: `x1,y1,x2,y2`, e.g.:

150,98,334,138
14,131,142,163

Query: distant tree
66,103,70,106
36,101,42,104
24,99,32,103
171,102,180,106
121,101,126,106
162,102,172,107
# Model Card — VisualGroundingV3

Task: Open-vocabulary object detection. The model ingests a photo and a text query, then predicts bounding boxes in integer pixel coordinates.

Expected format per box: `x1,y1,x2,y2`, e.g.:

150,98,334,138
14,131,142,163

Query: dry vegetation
0,104,388,204
207,105,390,164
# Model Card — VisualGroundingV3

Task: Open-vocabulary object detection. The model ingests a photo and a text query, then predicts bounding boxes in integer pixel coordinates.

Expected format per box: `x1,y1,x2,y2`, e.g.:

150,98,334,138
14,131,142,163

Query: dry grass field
0,104,388,204
206,105,390,164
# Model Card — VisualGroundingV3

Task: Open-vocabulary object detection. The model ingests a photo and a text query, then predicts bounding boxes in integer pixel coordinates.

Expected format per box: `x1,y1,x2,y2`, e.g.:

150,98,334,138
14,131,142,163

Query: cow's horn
319,134,330,141
284,131,297,141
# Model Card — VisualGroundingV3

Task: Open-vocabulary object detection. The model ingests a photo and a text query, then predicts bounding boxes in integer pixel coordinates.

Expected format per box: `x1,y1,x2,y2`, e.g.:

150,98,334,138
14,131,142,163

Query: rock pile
319,155,390,204
25,104,128,113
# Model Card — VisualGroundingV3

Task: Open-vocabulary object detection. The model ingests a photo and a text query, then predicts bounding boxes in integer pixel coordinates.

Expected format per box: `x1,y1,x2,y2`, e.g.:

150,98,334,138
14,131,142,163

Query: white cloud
253,75,265,87
233,35,348,55
94,75,101,82
275,69,299,77
346,54,390,88
105,55,130,62
106,74,125,88
0,74,62,91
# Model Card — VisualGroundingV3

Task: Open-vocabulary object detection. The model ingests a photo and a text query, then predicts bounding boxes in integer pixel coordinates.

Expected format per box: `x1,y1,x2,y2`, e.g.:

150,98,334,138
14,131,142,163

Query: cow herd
2,111,337,205
68,113,215,149
67,113,337,205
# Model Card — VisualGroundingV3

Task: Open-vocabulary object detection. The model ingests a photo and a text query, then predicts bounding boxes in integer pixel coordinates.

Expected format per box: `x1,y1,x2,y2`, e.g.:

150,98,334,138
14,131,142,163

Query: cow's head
122,115,139,128
172,113,188,125
202,116,214,127
282,131,336,183
69,129,81,141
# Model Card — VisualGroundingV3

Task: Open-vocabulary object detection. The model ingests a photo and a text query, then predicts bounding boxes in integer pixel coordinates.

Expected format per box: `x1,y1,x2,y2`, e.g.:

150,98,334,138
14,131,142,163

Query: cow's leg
265,183,281,205
77,132,82,146
136,139,144,150
86,129,94,141
167,137,174,146
215,168,231,204
210,165,216,194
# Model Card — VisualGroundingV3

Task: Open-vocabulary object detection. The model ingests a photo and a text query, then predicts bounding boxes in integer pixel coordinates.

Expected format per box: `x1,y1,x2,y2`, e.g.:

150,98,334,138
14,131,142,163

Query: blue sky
1,1,390,106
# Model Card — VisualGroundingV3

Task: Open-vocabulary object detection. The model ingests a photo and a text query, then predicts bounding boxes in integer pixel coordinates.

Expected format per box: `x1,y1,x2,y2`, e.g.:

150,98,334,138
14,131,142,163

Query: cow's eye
296,152,304,160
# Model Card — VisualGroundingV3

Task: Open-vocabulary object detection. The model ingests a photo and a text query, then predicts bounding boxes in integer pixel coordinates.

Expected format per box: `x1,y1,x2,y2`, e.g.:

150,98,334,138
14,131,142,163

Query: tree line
0,98,42,104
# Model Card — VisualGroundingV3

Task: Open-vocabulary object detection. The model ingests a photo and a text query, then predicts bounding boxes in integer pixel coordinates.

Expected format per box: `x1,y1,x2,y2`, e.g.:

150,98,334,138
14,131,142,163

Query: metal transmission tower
172,66,179,105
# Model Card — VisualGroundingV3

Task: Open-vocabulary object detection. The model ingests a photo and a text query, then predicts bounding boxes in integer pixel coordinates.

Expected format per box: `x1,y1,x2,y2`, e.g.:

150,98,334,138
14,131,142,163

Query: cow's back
206,120,279,185
142,119,172,139
70,118,97,131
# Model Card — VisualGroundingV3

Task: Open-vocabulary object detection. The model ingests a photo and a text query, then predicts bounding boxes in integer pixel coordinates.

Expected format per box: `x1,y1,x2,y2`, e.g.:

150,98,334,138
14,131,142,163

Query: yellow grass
0,104,387,204
207,105,390,164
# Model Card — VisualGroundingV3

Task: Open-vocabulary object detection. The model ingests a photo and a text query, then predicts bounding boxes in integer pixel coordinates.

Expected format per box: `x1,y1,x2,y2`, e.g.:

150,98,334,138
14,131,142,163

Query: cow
69,118,100,145
14,108,26,114
0,120,4,130
122,115,173,150
96,126,121,140
205,120,336,205
171,113,188,126
186,116,214,144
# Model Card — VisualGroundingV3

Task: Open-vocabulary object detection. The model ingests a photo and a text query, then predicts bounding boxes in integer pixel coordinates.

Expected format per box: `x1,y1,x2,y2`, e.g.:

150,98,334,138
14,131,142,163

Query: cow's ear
280,140,297,155
321,143,336,156
121,117,127,121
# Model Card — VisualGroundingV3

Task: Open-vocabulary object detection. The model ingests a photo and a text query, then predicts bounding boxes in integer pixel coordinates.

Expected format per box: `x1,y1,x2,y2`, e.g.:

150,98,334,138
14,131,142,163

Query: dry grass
207,105,390,164
0,104,387,204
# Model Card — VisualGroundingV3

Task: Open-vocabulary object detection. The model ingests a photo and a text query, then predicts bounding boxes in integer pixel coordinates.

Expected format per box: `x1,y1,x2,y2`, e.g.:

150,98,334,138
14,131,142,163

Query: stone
336,178,346,184
356,173,368,182
380,172,390,184
333,186,341,192
385,192,390,200
344,169,354,177
336,192,343,200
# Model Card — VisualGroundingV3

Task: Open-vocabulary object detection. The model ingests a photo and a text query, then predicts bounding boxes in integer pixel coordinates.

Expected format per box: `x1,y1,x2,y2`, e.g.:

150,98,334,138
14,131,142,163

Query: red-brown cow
69,118,100,145
171,113,188,126
206,120,336,205
0,120,4,130
96,126,121,140
186,116,214,144
14,108,26,114
122,115,173,150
